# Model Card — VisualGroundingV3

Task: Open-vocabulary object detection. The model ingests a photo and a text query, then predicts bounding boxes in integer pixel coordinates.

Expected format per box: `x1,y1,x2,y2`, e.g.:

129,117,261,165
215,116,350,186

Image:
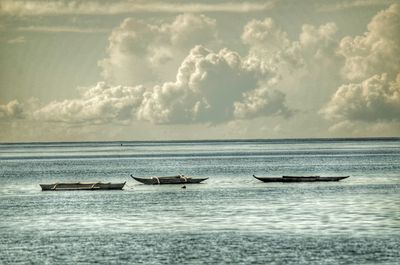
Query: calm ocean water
1,138,399,264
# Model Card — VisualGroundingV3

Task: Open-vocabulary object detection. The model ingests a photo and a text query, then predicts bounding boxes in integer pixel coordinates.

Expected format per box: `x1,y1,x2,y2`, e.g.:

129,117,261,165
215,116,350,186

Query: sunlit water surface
1,139,399,264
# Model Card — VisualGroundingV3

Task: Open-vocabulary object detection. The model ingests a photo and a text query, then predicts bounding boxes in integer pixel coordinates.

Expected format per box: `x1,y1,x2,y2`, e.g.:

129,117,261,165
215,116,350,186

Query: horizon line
1,136,399,145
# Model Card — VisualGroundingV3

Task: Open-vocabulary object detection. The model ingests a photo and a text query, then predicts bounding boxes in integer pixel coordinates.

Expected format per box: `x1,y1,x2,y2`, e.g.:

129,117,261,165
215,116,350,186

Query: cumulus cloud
4,15,348,129
4,2,400,141
338,3,400,81
9,16,343,128
29,45,290,125
299,22,338,60
237,8,399,136
168,13,218,48
0,100,25,120
241,17,299,74
320,4,400,133
234,87,291,119
137,46,290,124
321,73,400,123
99,13,218,86
242,17,340,76
98,17,341,125
33,82,145,124
242,18,291,53
241,16,343,111
11,7,399,131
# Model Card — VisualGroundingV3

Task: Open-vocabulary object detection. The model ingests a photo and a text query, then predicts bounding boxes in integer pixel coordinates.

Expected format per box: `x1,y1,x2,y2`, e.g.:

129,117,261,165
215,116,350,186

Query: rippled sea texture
1,139,399,264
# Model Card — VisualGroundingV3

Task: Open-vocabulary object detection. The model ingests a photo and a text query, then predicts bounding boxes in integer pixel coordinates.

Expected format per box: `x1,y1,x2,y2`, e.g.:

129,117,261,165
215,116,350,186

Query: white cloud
299,22,338,60
99,14,218,86
234,87,291,119
10,16,337,128
338,3,400,81
33,82,145,124
241,17,340,77
12,45,289,126
0,1,275,16
241,18,300,74
137,46,290,124
168,13,218,48
9,44,291,126
24,44,290,126
4,2,400,142
0,100,25,119
241,17,343,110
3,11,348,131
321,73,400,123
320,4,400,134
242,18,291,53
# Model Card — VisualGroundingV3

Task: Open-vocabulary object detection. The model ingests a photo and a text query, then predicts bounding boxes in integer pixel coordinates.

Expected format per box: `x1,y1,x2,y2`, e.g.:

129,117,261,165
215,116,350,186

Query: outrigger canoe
131,175,208,185
253,175,349,182
40,182,126,191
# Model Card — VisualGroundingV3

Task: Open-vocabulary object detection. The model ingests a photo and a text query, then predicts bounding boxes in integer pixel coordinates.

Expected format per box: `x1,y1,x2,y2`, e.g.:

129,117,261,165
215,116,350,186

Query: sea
0,138,399,264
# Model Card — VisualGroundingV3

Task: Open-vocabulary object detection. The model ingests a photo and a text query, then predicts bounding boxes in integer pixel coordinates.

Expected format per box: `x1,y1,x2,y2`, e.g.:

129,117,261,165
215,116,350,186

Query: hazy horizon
1,136,399,145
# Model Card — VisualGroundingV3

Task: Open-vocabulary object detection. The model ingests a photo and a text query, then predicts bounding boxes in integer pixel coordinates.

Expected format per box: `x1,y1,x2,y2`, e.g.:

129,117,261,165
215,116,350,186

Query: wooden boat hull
40,182,126,191
253,175,349,183
131,175,208,185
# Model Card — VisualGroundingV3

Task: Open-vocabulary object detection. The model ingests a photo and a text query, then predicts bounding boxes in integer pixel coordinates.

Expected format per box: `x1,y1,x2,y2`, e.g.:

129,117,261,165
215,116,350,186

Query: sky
0,0,399,142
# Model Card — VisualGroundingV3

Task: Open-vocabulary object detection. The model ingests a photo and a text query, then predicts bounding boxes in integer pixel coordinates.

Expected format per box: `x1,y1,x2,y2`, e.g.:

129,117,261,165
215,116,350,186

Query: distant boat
253,175,349,182
40,182,126,191
131,175,208,185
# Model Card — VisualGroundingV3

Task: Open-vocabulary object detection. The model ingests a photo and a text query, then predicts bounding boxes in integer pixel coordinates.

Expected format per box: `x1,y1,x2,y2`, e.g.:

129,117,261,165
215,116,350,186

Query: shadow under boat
253,175,349,183
131,175,208,185
40,182,126,191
